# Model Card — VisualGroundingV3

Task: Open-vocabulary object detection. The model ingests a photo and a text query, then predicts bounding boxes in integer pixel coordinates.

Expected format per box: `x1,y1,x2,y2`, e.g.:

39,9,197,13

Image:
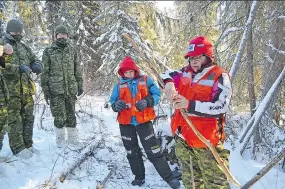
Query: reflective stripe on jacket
171,66,226,148
118,75,156,125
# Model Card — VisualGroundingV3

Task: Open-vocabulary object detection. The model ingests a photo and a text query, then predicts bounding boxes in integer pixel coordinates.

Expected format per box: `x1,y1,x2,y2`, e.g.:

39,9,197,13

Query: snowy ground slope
0,95,284,189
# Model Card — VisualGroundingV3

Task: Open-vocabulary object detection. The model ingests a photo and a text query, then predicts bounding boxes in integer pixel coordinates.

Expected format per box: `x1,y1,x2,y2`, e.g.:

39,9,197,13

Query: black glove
44,91,51,105
19,65,31,74
111,100,127,112
78,86,83,96
135,99,148,112
0,56,5,68
144,95,154,107
31,63,42,75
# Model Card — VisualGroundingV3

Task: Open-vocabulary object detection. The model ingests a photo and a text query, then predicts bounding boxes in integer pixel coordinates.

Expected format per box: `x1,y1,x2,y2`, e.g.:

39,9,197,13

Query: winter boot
66,127,84,149
131,178,145,186
15,148,33,159
28,146,40,156
55,127,65,148
167,178,181,189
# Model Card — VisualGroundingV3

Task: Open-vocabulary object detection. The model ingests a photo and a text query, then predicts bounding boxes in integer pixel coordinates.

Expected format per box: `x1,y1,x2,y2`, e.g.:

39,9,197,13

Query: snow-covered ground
0,95,284,189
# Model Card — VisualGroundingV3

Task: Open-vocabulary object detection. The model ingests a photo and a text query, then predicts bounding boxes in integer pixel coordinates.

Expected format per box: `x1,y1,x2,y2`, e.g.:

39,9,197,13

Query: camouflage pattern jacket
0,72,9,106
0,34,41,98
41,42,83,97
0,55,25,106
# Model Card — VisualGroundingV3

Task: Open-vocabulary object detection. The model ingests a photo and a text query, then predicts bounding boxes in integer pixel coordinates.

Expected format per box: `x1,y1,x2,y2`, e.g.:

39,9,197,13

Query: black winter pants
119,121,174,182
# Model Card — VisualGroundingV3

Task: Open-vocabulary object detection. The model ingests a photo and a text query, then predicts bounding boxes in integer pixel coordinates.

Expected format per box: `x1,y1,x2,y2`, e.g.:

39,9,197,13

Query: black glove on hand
135,99,148,112
144,95,154,107
112,100,126,112
19,65,31,74
78,86,83,96
31,63,42,75
0,56,5,68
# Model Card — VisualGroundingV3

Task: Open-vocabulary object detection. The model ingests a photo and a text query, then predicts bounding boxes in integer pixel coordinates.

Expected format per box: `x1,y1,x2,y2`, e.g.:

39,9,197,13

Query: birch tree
229,0,259,81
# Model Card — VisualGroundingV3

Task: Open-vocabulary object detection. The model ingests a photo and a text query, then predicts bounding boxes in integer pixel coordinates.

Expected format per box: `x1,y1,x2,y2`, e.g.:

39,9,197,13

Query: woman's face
189,55,207,72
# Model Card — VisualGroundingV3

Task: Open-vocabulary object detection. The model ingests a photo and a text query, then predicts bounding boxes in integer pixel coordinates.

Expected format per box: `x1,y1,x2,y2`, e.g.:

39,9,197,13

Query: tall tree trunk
244,1,259,159
240,66,285,155
256,2,285,158
246,4,256,116
229,0,259,82
261,2,285,100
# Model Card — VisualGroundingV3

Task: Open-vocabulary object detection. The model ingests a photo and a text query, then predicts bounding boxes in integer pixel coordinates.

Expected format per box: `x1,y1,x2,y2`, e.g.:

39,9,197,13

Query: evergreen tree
94,1,155,92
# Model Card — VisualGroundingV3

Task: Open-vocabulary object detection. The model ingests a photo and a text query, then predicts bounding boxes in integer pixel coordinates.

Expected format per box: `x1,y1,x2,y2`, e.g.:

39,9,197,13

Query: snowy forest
0,1,285,189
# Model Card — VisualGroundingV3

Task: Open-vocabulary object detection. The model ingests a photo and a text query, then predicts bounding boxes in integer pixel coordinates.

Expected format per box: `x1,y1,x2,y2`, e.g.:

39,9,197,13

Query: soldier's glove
0,56,5,68
31,63,42,75
78,86,83,96
144,95,154,107
135,99,148,112
19,65,31,74
111,100,126,112
44,91,51,105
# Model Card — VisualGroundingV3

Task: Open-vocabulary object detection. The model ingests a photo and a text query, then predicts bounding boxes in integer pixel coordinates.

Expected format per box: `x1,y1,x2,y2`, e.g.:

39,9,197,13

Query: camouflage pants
50,95,76,129
175,136,230,189
7,96,34,154
0,106,8,151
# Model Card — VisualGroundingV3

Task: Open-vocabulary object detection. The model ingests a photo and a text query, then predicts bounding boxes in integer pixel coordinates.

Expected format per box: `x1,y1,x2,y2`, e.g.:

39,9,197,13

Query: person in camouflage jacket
0,45,10,158
0,19,42,159
40,25,83,149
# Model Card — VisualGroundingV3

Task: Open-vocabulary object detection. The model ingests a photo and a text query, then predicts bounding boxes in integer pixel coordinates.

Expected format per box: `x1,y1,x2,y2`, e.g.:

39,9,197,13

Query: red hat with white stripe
184,36,214,63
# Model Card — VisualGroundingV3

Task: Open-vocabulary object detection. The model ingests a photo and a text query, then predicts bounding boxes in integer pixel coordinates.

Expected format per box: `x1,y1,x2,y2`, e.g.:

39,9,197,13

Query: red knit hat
118,56,140,77
184,36,214,63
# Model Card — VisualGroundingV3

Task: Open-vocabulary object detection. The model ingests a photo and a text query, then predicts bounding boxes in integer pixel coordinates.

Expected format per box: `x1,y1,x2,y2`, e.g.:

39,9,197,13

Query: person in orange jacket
110,56,180,188
160,36,233,189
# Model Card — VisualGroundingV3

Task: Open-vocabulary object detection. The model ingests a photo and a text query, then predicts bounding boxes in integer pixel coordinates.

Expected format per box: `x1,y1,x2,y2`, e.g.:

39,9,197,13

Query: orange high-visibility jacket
118,75,156,125
171,66,226,148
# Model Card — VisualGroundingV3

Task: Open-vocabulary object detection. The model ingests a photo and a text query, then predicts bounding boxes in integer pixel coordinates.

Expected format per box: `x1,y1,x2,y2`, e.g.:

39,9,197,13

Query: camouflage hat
6,19,24,33
55,25,69,35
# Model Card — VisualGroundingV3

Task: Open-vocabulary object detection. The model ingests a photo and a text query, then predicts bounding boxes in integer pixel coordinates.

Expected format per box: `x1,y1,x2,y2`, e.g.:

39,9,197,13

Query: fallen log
59,137,104,182
240,148,285,189
96,164,117,189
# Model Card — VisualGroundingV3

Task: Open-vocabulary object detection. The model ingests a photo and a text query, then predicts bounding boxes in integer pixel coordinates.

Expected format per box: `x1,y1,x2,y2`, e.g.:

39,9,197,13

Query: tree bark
245,1,259,159
246,2,256,116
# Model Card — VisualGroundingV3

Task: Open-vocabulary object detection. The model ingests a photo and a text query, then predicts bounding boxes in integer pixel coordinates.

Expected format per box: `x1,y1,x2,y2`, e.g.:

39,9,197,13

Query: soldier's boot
28,146,40,156
15,148,33,159
131,178,145,186
55,127,65,148
167,178,181,189
66,127,84,149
